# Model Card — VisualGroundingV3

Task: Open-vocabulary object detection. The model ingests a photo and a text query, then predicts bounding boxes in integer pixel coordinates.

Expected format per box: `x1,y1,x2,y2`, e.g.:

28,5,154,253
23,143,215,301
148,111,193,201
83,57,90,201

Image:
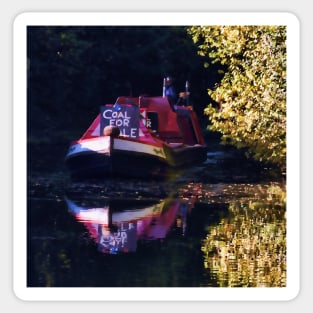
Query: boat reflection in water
65,196,194,254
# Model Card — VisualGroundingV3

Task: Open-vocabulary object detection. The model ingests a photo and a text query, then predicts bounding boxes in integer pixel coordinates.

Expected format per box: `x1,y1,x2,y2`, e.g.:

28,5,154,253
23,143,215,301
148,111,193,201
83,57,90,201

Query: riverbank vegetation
187,26,286,172
28,26,287,173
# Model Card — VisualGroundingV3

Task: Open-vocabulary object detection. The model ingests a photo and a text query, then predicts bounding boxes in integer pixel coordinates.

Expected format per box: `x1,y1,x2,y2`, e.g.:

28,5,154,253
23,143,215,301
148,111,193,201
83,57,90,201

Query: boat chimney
162,77,166,97
185,80,190,106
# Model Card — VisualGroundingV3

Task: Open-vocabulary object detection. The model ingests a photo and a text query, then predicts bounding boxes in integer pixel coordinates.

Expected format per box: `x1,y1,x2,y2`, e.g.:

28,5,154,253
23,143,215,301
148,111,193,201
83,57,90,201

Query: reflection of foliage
30,242,73,287
180,181,286,205
266,184,286,205
187,26,286,171
202,198,286,287
29,178,286,287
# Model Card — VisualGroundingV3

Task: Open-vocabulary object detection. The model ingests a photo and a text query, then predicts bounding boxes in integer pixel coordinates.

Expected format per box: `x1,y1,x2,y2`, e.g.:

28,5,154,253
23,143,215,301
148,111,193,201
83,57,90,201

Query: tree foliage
187,26,287,171
27,26,214,137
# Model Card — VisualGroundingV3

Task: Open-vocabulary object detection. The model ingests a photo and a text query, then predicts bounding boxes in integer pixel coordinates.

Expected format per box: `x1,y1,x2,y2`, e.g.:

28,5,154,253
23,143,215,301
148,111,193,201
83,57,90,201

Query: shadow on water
27,143,286,288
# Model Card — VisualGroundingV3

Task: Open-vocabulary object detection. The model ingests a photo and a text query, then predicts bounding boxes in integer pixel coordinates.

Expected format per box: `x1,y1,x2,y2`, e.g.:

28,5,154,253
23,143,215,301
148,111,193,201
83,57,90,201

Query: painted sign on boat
100,104,140,138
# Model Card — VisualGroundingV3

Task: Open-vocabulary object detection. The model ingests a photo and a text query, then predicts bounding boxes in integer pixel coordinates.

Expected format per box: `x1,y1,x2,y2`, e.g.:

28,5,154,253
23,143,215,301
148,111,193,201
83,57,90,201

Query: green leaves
187,26,287,171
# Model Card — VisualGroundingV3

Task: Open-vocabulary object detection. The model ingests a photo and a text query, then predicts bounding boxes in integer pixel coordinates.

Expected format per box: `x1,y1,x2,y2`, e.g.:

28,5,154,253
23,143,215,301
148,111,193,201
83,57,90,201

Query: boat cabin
114,96,205,146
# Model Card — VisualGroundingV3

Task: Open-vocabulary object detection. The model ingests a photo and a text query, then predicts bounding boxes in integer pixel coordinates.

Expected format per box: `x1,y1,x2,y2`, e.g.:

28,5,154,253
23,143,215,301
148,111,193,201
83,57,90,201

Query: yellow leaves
186,26,287,168
187,25,286,171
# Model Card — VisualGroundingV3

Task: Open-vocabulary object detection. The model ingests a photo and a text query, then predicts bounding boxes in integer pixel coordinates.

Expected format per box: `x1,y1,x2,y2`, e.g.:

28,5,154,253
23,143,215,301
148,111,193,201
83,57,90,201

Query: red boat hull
65,96,207,179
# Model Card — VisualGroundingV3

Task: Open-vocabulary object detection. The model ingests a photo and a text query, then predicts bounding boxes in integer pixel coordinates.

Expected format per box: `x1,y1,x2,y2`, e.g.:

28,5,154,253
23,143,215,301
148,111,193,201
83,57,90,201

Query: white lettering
116,119,123,127
103,109,131,126
103,109,112,119
110,111,130,119
123,118,130,127
146,119,152,128
119,129,129,137
102,107,138,138
118,128,138,138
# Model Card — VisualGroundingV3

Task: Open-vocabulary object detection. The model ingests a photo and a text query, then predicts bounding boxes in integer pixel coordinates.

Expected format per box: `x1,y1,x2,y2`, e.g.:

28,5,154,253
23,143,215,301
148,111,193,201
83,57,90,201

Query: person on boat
163,76,178,104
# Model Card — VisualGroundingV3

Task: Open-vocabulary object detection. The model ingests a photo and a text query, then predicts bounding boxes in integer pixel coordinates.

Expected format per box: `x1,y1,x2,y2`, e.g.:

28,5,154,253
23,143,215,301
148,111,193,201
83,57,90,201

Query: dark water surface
27,143,286,288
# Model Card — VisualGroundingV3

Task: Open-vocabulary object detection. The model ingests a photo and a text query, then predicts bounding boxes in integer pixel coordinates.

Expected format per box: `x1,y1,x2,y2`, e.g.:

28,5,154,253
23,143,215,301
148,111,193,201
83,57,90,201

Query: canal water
27,143,286,288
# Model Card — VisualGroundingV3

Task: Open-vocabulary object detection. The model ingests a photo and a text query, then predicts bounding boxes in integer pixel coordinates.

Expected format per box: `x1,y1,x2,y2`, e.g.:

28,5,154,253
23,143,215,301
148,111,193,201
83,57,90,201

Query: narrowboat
65,88,207,179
